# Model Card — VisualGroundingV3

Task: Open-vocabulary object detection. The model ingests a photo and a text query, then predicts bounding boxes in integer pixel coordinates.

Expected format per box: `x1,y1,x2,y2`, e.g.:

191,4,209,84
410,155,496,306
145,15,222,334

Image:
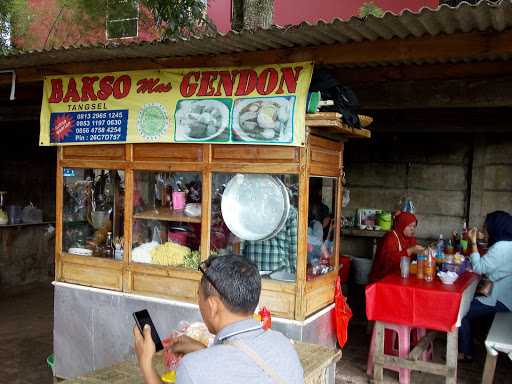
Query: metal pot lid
221,174,290,241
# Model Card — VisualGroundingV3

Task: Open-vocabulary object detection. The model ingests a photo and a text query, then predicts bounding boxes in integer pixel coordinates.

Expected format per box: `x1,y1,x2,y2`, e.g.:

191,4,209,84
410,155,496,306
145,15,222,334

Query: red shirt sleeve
368,232,408,283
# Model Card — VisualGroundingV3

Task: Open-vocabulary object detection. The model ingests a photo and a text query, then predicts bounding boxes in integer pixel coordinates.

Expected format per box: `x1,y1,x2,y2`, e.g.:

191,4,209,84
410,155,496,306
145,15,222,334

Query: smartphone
133,309,164,352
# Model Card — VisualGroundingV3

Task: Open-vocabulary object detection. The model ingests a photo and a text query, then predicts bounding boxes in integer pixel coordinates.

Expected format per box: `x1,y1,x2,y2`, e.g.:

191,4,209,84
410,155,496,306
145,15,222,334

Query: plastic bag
163,321,189,370
334,276,352,348
22,202,43,224
162,321,213,370
399,197,415,214
152,225,162,244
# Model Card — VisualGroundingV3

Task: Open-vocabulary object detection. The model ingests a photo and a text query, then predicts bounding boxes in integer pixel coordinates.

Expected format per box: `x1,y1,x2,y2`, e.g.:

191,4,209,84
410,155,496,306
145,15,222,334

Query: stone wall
0,224,55,289
341,132,512,259
469,133,512,227
0,123,56,290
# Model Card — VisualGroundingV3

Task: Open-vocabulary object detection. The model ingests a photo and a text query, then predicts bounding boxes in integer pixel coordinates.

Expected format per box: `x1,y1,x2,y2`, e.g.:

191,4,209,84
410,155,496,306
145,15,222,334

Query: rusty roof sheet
1,0,512,70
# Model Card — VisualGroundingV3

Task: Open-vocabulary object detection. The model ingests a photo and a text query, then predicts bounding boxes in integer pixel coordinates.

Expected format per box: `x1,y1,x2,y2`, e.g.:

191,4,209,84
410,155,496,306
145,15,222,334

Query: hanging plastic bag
334,275,352,348
152,225,162,244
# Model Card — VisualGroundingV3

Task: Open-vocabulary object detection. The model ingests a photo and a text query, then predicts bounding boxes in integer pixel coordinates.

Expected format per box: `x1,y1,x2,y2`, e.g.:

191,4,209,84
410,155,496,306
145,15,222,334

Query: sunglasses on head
198,259,224,298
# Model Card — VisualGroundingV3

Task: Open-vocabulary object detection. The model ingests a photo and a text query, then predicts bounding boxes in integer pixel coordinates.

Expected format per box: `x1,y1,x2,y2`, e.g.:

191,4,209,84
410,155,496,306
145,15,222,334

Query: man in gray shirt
133,254,304,384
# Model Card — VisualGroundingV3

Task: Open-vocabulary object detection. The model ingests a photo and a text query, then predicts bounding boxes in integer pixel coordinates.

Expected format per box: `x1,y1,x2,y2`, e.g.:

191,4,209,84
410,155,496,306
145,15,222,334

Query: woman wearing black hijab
458,211,512,361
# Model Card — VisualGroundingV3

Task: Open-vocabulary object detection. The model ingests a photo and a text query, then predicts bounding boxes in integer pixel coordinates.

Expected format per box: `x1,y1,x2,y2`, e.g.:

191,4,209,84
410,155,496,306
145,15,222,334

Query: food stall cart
40,63,370,379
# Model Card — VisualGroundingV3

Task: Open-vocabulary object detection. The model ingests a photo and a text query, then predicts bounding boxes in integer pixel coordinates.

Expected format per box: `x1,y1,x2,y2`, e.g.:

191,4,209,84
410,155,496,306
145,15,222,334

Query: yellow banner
39,62,313,146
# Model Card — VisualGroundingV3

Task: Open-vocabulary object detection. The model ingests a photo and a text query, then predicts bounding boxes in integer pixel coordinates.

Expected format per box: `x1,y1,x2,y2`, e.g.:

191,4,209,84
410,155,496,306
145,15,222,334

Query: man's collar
214,318,262,345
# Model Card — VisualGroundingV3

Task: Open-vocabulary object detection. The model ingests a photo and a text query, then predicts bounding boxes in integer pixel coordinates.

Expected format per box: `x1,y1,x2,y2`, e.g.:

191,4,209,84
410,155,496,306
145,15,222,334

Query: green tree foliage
1,0,209,52
0,0,31,54
359,1,385,18
144,0,207,39
63,0,208,40
0,0,10,53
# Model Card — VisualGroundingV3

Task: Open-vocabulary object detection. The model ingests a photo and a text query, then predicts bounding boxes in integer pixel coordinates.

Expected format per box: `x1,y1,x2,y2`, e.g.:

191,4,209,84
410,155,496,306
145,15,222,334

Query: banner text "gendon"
180,66,303,97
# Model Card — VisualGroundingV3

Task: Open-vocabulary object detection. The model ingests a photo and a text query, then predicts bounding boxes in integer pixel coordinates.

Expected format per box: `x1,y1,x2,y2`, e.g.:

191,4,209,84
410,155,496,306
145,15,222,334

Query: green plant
359,1,385,18
65,0,208,40
0,0,30,53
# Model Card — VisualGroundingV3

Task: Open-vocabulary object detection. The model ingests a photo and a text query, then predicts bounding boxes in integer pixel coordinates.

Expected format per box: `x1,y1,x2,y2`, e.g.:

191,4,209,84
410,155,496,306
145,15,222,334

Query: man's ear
207,294,223,319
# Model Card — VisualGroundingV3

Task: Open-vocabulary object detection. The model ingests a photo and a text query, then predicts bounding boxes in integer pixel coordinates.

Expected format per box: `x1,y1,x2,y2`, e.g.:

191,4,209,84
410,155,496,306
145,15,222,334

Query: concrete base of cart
53,282,338,382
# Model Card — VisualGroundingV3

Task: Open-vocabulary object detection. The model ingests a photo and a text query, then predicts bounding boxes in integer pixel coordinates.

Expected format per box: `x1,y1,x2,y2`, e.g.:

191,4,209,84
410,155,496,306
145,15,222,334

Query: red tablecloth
365,272,479,332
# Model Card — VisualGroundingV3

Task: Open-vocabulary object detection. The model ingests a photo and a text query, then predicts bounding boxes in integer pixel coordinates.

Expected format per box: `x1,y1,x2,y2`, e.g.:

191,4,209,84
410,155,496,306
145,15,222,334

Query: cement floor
336,321,512,383
0,282,54,384
1,283,511,384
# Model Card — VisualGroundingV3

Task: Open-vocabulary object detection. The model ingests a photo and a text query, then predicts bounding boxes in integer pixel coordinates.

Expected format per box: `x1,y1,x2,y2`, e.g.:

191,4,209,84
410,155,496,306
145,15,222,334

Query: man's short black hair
200,254,261,314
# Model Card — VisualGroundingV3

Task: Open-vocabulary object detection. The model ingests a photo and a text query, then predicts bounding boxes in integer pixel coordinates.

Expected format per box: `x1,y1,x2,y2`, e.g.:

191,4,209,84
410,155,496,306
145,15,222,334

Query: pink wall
16,0,159,50
208,0,232,34
209,0,440,33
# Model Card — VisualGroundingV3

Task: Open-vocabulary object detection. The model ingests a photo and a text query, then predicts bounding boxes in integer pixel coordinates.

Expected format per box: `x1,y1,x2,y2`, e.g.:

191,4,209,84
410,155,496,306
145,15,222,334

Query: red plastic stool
367,322,433,384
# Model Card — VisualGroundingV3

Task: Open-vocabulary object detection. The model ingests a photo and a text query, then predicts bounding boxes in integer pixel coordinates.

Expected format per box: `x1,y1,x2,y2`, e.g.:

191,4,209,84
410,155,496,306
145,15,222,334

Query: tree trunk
231,0,274,31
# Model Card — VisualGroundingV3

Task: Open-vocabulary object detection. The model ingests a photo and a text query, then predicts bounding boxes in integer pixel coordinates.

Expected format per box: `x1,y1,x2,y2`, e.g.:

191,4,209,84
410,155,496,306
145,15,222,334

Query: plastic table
366,272,479,384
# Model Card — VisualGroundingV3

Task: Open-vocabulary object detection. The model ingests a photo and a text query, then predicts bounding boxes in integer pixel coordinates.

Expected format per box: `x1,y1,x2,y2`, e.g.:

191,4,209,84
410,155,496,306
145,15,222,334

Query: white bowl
184,203,201,217
438,271,458,285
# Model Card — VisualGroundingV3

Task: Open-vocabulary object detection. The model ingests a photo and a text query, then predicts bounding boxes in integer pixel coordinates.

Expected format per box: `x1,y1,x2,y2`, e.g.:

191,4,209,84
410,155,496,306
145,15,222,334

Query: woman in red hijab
368,212,425,283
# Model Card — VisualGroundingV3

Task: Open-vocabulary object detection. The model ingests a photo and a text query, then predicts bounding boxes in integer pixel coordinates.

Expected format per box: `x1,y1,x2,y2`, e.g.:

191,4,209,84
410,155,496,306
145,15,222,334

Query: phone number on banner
49,110,128,143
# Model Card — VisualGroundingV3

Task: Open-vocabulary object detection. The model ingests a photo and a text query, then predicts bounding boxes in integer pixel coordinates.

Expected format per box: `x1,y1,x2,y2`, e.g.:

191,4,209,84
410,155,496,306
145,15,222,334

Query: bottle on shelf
104,232,114,258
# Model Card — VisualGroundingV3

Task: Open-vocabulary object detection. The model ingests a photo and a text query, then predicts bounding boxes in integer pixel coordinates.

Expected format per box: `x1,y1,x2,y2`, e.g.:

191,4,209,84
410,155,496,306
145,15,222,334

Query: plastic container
47,354,55,376
376,212,392,231
7,205,22,224
22,204,43,224
168,230,189,246
351,256,373,285
172,191,186,210
161,370,176,383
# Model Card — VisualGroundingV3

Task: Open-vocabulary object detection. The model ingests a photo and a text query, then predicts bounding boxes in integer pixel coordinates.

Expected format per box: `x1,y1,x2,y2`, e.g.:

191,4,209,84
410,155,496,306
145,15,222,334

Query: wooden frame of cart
55,116,369,322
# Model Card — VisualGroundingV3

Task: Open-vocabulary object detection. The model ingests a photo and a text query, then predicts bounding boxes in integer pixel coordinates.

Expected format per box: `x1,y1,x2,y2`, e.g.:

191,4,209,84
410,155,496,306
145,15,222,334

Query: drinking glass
400,256,410,278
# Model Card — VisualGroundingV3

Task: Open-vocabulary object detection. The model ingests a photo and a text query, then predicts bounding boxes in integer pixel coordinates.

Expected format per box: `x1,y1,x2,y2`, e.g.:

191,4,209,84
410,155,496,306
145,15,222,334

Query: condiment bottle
416,255,425,280
424,249,435,282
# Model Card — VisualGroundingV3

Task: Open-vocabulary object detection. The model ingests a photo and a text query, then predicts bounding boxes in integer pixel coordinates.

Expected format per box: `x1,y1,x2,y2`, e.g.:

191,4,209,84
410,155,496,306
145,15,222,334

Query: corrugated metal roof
1,0,512,70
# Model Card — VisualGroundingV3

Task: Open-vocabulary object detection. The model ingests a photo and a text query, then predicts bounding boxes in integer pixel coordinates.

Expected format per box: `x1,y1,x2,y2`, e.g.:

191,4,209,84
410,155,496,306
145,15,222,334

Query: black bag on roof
309,69,360,128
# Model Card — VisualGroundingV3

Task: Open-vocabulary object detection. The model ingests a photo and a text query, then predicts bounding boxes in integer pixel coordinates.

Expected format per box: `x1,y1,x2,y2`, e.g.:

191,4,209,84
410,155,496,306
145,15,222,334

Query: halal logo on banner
52,114,74,141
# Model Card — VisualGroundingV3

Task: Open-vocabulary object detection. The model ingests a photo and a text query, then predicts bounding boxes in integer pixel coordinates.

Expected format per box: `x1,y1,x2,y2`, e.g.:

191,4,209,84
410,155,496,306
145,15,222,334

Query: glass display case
307,177,337,280
55,134,344,320
131,171,201,269
62,168,124,259
210,173,299,282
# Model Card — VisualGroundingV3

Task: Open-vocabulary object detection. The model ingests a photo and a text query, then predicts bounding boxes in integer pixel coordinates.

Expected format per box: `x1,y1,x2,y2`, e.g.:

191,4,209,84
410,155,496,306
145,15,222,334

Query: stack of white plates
68,247,93,256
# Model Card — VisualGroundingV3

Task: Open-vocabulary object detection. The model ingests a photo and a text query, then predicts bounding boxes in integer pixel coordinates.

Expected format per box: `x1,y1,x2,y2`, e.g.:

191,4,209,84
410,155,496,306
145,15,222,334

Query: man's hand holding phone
132,310,162,384
133,324,156,370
